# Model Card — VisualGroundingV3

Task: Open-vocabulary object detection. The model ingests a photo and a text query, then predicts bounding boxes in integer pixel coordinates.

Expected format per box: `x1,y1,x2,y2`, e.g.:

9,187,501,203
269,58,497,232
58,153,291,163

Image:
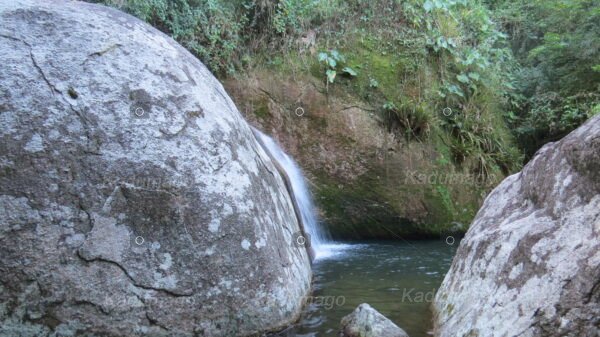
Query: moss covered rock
225,70,498,240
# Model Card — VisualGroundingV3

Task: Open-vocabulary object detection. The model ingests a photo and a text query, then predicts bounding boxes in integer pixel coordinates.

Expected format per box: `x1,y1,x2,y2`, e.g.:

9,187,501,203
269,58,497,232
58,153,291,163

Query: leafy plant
94,0,347,74
97,0,247,74
441,112,522,176
318,50,358,87
491,0,600,158
382,100,433,139
508,92,600,157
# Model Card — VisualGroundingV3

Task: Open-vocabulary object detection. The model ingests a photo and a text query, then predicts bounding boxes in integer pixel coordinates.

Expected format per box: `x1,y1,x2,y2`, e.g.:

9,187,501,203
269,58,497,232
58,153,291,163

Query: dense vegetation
491,0,600,157
91,0,598,219
94,0,598,163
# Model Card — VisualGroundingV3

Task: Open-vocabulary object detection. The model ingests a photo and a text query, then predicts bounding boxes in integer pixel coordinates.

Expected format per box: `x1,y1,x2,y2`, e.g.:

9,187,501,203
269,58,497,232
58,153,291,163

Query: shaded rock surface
340,303,409,337
224,71,494,240
433,115,600,336
0,1,311,336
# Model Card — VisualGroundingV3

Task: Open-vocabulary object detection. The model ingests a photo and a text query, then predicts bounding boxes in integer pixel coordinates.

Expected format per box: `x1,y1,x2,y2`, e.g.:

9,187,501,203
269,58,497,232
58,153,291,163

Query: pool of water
277,240,458,337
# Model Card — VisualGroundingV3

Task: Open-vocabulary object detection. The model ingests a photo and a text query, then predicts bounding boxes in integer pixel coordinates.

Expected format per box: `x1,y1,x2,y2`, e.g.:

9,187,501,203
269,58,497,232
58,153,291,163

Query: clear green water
284,240,457,337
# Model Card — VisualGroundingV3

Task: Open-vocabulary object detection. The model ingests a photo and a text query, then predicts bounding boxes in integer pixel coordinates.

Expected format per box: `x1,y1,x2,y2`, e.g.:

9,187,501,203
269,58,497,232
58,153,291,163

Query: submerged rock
433,115,600,336
340,303,409,337
0,1,311,336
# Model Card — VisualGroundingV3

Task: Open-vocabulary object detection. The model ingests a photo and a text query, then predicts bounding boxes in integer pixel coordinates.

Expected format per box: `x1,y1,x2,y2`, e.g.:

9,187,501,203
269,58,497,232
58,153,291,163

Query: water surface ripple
289,240,458,337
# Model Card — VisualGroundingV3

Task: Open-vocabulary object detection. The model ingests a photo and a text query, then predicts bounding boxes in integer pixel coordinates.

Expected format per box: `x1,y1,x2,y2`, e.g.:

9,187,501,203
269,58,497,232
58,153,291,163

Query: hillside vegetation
491,0,600,157
91,0,599,238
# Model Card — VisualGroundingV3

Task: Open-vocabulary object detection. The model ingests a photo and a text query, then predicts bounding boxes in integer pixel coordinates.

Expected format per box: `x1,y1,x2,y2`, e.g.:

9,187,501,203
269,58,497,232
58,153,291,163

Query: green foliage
92,0,347,74
284,0,522,175
508,92,600,155
95,0,247,74
402,0,515,103
95,0,529,174
383,100,433,140
366,0,520,173
496,0,599,95
441,112,522,176
318,50,357,84
272,0,314,34
491,0,600,157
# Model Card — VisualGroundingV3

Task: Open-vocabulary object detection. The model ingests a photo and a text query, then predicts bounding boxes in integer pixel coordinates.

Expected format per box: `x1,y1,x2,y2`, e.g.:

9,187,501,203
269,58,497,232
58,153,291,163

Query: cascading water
252,127,345,260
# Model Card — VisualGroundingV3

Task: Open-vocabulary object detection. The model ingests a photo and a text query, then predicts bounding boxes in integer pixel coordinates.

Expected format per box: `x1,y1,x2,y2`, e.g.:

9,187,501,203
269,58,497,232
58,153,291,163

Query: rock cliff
224,71,492,239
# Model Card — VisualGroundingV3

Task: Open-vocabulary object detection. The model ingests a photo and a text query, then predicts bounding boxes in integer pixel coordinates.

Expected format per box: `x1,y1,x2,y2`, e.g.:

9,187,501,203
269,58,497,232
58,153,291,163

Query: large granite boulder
340,303,409,337
433,115,600,337
0,1,311,336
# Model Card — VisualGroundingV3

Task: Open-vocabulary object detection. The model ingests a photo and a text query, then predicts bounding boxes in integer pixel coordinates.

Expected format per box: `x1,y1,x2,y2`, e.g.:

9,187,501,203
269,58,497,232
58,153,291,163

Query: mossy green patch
313,170,425,240
312,160,478,240
253,98,271,119
446,303,454,315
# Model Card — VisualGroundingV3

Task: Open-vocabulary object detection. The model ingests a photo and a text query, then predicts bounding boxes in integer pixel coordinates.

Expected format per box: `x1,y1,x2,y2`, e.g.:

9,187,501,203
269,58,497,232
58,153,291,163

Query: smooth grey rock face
433,115,600,337
340,303,409,337
0,1,311,336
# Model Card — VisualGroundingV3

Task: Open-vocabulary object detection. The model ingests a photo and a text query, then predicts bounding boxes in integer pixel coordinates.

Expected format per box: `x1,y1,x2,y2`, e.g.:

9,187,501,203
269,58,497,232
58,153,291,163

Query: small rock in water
340,303,409,337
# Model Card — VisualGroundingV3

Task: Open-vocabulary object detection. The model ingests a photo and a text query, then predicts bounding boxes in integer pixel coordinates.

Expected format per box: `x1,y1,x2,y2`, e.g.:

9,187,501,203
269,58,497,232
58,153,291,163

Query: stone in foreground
0,1,311,336
340,303,409,337
433,115,600,337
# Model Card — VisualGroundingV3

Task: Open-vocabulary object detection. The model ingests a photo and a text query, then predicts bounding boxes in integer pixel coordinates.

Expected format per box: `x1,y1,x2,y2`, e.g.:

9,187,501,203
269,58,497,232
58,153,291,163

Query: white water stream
252,128,348,260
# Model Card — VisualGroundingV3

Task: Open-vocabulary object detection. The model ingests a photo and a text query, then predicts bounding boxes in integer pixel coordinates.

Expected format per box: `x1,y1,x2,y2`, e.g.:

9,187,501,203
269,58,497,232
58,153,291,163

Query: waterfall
252,127,335,259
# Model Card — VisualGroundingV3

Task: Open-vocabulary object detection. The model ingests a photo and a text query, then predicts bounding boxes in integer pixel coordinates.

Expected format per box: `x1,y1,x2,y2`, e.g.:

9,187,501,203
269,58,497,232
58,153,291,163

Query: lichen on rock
433,115,600,337
0,1,311,336
340,303,410,337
